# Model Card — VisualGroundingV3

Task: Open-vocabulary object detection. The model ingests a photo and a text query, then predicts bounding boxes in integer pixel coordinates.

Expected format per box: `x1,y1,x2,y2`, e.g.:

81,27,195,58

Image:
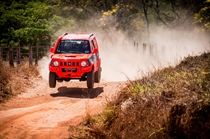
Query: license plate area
62,68,77,73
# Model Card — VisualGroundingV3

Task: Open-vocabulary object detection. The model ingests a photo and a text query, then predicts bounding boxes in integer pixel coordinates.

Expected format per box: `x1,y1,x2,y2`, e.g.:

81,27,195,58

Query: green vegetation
70,52,210,139
1,0,209,66
0,0,210,48
194,0,210,31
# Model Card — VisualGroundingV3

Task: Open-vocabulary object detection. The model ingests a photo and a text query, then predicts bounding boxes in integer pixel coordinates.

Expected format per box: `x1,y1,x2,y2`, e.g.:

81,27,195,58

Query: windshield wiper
55,50,69,54
69,51,83,54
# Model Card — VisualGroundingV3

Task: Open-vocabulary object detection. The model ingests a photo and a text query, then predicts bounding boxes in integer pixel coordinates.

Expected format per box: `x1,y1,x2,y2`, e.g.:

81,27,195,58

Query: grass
0,60,39,103
69,52,210,139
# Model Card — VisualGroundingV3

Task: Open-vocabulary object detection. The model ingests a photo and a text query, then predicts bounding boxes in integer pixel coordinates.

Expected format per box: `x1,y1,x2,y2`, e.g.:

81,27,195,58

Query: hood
51,53,91,60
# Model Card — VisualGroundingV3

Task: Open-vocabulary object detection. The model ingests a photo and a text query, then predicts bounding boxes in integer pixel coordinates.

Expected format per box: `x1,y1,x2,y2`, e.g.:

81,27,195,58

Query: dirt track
0,78,126,139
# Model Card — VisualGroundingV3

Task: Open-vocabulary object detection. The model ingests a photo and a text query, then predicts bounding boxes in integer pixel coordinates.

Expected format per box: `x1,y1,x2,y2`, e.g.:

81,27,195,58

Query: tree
194,0,210,32
0,1,53,66
142,0,150,37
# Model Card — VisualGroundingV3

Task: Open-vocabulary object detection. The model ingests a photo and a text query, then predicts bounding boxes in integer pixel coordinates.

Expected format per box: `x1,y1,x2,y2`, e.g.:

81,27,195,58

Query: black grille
60,61,79,67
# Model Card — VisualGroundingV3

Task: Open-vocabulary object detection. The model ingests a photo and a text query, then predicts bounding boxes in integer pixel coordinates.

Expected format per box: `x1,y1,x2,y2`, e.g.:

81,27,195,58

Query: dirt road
0,78,126,139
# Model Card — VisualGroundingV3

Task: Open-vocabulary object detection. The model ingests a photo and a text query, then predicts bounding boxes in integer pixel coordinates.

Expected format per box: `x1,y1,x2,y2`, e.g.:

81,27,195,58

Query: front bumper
49,66,92,78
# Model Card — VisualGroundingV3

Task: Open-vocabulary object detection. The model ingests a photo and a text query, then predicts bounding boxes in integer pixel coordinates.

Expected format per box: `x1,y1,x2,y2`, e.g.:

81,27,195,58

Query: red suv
49,33,101,89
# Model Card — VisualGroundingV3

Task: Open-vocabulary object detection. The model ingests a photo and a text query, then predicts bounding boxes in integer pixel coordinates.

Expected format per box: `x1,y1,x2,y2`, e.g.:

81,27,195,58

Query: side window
91,40,95,52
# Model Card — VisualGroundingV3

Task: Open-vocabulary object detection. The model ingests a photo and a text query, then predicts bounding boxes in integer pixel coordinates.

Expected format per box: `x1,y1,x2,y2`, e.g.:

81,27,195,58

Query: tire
94,66,101,83
87,69,94,89
49,72,56,88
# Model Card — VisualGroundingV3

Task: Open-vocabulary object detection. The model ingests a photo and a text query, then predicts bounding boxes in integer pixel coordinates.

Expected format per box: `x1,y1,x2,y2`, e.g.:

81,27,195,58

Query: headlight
54,61,59,66
81,61,87,67
51,60,59,66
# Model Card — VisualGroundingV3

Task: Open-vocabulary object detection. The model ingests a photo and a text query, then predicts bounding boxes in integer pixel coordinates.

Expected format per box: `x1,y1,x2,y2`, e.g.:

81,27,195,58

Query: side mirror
50,47,55,53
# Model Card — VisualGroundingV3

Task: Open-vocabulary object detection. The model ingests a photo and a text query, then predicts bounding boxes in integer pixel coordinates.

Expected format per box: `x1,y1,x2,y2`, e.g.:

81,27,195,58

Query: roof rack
89,33,94,39
61,33,68,37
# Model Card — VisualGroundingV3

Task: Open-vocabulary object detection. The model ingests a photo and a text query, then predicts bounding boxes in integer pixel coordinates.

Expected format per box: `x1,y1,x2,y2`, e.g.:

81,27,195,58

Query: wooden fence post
143,43,147,51
133,42,140,51
29,44,33,67
9,45,14,67
149,43,154,56
16,45,20,65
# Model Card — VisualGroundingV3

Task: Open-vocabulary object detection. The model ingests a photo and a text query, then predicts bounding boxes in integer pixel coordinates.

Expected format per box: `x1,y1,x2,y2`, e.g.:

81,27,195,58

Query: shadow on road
50,86,104,98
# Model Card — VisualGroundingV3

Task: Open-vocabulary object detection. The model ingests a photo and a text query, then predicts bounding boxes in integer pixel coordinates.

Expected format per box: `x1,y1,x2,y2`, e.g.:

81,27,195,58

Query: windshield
55,40,90,54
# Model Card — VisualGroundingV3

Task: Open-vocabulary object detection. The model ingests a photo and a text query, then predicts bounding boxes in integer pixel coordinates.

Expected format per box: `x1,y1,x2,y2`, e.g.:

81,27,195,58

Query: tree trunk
142,0,150,38
9,45,14,67
170,0,180,20
47,45,50,53
16,45,21,65
155,0,170,28
29,44,33,67
35,44,39,65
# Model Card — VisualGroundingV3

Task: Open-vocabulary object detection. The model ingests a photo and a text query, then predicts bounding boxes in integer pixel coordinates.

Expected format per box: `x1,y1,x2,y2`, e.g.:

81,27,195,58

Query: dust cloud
37,27,210,82
96,28,210,81
37,54,51,80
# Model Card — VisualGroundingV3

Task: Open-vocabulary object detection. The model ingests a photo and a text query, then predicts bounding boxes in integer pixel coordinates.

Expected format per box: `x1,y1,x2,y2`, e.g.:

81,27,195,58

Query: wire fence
0,45,50,67
1,42,209,68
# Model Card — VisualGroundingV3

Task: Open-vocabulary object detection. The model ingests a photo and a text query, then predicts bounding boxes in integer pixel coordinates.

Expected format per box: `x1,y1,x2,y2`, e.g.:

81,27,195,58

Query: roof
61,33,94,40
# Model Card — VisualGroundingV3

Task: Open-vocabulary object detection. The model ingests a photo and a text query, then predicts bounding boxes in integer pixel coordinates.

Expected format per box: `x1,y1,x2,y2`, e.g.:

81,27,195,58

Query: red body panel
49,33,101,80
49,54,93,78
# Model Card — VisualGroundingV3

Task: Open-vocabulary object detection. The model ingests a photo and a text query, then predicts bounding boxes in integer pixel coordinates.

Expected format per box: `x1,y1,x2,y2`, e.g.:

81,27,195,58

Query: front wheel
49,72,56,88
94,67,101,83
87,69,94,89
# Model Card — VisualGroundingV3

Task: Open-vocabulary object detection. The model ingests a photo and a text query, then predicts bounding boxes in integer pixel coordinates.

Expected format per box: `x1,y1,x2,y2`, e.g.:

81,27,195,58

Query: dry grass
69,52,210,139
0,59,12,102
0,60,39,103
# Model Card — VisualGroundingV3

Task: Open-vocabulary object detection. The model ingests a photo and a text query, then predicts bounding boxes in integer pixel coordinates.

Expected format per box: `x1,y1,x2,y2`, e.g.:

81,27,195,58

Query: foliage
0,1,51,46
15,2,51,45
1,0,209,49
194,0,210,32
